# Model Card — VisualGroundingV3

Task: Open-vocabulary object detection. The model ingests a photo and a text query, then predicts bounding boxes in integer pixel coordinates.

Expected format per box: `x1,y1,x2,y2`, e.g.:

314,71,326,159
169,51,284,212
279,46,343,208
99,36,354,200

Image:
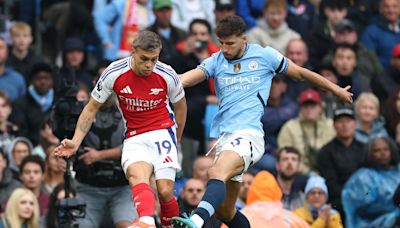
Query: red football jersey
91,57,184,138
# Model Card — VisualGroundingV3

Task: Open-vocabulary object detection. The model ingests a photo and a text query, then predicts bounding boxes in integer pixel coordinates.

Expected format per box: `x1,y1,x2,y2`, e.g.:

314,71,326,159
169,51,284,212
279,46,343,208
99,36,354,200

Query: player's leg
216,180,250,228
126,161,156,226
173,150,244,228
156,168,180,228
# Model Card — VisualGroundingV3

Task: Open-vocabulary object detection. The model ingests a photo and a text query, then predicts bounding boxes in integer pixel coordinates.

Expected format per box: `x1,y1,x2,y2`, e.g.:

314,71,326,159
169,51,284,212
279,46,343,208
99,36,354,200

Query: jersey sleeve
197,53,217,79
264,46,289,75
165,66,185,103
91,63,117,103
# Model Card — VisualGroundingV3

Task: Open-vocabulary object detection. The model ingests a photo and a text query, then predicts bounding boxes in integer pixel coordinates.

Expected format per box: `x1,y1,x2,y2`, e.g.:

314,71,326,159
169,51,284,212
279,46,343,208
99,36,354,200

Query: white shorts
215,130,264,182
121,128,181,180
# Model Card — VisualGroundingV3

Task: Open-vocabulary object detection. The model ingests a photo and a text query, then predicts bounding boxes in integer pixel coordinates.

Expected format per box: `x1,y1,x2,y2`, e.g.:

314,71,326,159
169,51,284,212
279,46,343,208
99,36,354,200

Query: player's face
218,34,246,61
132,48,160,76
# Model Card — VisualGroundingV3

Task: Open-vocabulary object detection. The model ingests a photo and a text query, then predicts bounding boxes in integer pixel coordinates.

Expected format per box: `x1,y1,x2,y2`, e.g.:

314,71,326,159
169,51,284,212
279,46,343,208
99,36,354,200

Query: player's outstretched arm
285,59,353,104
172,97,187,144
179,68,206,88
54,97,103,157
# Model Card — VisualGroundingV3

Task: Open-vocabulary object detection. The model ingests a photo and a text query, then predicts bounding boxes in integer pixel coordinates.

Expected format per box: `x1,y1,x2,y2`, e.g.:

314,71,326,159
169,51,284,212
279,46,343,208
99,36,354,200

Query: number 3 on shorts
154,140,172,155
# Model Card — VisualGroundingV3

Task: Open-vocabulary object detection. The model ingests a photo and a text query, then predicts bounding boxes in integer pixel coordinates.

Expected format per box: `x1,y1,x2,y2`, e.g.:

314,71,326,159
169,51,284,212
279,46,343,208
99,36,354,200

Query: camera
194,40,208,50
56,198,86,228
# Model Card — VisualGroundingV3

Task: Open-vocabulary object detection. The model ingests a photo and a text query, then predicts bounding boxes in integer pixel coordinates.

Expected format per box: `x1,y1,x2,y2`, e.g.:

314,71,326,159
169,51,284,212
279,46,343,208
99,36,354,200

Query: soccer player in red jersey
54,31,187,228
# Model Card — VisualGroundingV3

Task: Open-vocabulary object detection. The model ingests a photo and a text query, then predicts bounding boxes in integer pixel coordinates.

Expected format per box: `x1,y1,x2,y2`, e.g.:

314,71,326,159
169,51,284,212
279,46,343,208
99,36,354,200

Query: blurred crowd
1,0,400,227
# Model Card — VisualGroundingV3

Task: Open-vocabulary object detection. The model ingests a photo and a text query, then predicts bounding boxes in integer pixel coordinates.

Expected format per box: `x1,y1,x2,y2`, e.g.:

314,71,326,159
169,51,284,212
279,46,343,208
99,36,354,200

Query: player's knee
207,166,227,180
157,186,174,202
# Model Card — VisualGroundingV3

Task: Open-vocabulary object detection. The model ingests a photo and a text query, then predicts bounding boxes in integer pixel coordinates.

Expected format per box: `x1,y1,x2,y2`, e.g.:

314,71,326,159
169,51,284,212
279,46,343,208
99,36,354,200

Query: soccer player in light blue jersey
172,15,353,228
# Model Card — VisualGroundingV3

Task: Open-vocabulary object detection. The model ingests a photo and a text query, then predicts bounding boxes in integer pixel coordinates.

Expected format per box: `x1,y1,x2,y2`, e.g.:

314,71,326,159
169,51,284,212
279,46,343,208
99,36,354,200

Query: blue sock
193,179,226,222
225,210,250,228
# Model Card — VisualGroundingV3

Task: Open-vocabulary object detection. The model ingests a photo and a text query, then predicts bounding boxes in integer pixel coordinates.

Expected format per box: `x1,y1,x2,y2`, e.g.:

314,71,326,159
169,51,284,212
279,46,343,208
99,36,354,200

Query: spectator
43,145,66,194
171,19,219,157
235,0,264,30
212,0,236,44
243,170,310,227
294,175,343,227
11,62,55,146
344,0,380,33
0,148,21,206
316,63,340,118
275,147,308,211
31,117,59,159
278,89,335,173
44,183,77,228
0,36,26,102
192,156,213,185
0,188,40,228
361,0,400,69
146,0,187,65
287,0,318,38
248,0,300,54
255,75,298,173
385,88,400,138
323,19,384,80
354,92,389,144
372,43,400,102
6,21,40,82
342,137,400,228
331,43,370,99
235,171,254,210
284,38,312,98
18,155,49,216
7,137,33,180
0,92,18,151
317,105,365,217
171,0,215,32
306,0,347,67
58,37,92,92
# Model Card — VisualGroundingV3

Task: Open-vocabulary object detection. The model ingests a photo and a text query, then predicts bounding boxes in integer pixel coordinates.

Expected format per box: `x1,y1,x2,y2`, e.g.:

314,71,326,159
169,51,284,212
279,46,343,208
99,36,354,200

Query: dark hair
46,183,76,228
20,155,45,173
365,137,400,168
189,19,212,35
333,43,358,58
276,146,301,161
216,15,246,38
0,91,10,107
320,0,348,10
385,88,400,136
0,147,8,166
132,31,162,51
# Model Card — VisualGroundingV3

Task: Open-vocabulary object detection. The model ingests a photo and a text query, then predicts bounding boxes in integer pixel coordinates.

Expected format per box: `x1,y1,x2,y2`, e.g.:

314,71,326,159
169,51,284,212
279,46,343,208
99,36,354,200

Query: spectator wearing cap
371,43,400,103
317,105,365,218
361,0,400,70
294,175,343,227
331,43,371,100
354,92,389,144
146,0,187,65
253,74,298,174
6,21,41,83
248,0,301,54
0,37,26,103
10,62,55,146
305,0,348,68
322,19,383,80
58,37,93,92
278,89,335,173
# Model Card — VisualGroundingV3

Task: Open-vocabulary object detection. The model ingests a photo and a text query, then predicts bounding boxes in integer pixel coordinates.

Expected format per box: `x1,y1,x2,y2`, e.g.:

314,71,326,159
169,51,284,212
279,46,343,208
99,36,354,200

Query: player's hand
54,139,79,158
78,147,101,165
335,85,353,104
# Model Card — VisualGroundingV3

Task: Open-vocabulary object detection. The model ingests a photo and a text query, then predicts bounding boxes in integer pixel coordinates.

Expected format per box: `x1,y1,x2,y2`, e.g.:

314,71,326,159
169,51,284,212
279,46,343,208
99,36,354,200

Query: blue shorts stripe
167,127,177,146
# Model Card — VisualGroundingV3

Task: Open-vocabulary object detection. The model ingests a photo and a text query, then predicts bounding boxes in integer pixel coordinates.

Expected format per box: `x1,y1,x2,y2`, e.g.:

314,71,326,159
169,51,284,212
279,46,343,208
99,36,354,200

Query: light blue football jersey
198,44,289,138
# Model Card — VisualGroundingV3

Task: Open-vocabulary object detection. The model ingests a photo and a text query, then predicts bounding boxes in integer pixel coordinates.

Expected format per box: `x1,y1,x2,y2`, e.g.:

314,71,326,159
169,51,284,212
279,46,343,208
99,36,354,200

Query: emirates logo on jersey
118,95,163,111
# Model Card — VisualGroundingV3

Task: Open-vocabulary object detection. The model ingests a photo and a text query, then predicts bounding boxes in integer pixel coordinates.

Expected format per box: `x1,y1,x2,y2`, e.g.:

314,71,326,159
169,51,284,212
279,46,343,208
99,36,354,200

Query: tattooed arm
54,98,103,157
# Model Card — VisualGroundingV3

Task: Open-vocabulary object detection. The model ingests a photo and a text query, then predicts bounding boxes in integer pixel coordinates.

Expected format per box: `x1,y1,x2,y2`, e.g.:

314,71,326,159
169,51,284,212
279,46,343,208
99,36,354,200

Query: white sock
191,214,204,228
139,216,155,225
